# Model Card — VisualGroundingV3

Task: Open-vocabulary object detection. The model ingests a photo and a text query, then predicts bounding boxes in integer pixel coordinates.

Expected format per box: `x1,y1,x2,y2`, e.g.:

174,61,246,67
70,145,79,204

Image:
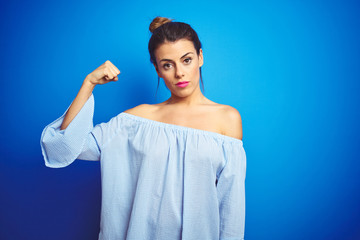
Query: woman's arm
221,106,243,140
60,60,121,130
60,78,95,130
41,60,121,167
217,142,247,239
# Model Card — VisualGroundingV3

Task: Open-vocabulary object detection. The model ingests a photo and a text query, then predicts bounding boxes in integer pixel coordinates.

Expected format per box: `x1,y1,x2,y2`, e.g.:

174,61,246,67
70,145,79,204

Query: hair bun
149,16,173,33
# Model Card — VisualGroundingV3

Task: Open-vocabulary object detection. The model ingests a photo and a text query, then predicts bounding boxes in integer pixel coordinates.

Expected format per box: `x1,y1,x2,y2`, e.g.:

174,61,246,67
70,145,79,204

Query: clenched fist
85,60,121,85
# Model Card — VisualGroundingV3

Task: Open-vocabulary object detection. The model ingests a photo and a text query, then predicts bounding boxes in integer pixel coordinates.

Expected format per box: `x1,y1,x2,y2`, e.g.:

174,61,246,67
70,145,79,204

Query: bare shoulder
219,105,243,140
123,104,155,118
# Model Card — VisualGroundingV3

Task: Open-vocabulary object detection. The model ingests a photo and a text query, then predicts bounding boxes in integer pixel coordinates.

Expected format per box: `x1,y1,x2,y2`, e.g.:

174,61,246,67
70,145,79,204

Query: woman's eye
184,58,192,64
163,63,172,70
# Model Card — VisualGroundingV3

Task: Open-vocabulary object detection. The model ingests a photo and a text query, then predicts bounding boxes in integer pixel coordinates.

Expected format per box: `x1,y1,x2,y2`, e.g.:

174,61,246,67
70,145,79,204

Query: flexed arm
41,60,121,168
61,60,121,130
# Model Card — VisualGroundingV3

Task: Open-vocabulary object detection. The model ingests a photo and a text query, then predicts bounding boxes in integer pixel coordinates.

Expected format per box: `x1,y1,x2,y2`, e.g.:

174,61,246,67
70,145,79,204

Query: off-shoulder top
40,94,247,240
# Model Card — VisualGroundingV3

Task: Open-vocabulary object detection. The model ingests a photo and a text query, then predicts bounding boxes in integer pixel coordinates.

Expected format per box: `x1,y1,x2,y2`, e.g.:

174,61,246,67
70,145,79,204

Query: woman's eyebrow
160,52,194,62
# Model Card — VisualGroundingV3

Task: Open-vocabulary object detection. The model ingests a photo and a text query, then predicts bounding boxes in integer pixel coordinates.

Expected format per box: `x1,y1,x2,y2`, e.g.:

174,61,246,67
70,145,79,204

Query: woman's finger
111,64,121,75
104,68,114,80
108,66,118,79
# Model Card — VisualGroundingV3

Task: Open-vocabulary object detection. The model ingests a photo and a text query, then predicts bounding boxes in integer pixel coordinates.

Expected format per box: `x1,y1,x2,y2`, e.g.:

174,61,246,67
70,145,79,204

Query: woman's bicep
41,94,98,168
217,143,247,239
76,132,100,161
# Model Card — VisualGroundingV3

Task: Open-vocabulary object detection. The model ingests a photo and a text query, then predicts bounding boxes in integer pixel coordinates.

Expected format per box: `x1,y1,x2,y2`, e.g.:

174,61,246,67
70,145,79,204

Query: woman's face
154,38,203,97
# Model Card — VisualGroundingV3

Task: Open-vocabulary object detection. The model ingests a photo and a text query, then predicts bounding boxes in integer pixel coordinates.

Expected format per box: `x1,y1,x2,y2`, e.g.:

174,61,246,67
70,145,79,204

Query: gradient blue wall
1,0,359,239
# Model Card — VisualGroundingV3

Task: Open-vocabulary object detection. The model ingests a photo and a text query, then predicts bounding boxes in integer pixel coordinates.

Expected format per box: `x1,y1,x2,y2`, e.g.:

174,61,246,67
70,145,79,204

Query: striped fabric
40,94,247,240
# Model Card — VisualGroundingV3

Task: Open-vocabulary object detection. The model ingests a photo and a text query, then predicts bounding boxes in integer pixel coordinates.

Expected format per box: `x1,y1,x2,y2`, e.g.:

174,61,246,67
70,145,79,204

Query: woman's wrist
82,75,97,90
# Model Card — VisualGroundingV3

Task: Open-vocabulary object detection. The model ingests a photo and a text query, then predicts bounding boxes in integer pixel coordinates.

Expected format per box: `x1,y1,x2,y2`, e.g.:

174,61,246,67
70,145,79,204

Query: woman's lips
176,81,189,88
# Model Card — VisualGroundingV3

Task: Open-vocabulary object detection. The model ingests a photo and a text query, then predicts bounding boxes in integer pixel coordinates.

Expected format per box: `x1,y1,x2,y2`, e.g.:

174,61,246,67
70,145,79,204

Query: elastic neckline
120,112,243,144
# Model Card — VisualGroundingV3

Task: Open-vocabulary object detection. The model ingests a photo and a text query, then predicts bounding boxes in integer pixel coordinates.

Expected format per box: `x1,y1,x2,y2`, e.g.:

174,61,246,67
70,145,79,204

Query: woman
41,17,247,240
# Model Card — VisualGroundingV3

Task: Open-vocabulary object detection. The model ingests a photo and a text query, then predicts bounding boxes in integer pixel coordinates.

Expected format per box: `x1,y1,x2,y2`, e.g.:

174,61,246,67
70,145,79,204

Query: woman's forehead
155,39,196,60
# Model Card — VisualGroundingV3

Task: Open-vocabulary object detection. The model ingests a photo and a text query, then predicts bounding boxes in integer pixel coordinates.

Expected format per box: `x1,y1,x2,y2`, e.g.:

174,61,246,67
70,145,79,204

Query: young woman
41,17,247,240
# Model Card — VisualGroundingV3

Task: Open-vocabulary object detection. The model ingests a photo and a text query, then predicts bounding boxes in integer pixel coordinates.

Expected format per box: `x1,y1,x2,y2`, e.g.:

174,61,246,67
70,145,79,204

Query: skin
59,39,242,140
124,39,243,140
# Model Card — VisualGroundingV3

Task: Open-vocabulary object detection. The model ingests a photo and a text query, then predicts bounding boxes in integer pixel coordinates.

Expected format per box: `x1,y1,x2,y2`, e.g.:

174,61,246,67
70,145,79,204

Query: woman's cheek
190,66,199,80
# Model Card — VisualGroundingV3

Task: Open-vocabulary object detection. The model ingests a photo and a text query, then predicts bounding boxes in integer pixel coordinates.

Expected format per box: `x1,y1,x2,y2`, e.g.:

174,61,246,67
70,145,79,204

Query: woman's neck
165,88,207,106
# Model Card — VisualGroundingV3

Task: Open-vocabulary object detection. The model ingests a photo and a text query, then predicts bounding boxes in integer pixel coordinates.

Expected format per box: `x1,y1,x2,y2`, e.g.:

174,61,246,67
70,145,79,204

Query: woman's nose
175,65,185,78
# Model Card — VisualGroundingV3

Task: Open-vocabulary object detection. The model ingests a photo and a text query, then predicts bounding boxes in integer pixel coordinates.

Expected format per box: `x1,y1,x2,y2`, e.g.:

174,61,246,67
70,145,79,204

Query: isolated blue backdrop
1,0,359,239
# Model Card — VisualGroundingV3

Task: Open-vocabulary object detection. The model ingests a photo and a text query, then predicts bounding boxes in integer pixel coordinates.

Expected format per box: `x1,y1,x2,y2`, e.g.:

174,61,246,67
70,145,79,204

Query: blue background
1,0,359,239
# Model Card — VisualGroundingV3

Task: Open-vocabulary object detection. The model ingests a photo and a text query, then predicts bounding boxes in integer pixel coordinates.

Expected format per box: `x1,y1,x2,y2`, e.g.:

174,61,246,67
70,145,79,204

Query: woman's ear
198,48,204,67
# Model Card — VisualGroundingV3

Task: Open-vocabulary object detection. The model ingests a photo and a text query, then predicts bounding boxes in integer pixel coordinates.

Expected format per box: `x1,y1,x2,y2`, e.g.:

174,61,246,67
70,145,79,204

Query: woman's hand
85,60,121,86
59,60,120,130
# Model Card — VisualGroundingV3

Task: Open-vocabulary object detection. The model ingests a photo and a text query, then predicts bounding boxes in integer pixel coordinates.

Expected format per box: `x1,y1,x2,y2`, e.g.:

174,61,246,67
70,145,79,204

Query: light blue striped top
40,93,247,240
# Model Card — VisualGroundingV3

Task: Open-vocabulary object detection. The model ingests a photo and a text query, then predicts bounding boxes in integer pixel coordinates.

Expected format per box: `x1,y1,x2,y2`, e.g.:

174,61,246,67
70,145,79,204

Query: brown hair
148,16,204,96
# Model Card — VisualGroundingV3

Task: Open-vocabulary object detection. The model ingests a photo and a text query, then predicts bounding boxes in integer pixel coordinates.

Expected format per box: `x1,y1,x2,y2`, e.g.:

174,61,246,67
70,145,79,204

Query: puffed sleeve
40,94,103,168
216,141,247,240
